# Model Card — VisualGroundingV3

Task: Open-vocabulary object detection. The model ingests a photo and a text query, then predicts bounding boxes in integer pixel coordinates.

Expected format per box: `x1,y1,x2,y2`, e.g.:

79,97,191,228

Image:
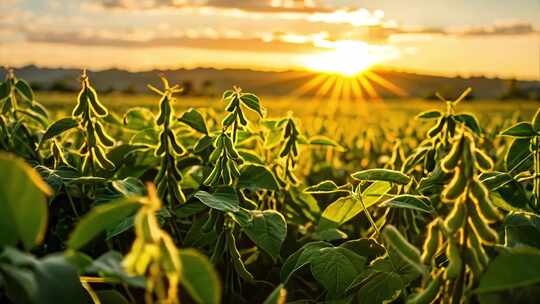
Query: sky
1,0,539,79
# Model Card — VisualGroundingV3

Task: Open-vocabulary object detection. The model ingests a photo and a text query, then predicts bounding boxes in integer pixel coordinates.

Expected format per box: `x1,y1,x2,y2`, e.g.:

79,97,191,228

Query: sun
302,41,387,76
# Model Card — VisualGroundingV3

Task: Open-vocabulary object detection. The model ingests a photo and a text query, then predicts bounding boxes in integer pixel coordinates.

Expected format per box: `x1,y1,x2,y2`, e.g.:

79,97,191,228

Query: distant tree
500,79,527,100
30,82,45,92
49,80,77,92
122,85,137,95
180,80,194,96
201,80,215,96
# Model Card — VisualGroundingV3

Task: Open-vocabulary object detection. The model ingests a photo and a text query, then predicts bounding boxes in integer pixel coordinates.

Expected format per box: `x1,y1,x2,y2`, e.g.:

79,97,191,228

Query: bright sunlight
302,41,397,76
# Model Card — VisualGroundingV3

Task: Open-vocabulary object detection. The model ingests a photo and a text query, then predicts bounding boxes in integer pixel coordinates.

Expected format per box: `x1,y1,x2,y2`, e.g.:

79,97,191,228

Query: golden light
292,41,407,101
302,41,380,76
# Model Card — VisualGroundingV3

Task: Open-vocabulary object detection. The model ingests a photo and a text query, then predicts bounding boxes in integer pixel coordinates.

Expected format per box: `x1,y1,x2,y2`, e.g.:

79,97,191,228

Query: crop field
1,71,540,304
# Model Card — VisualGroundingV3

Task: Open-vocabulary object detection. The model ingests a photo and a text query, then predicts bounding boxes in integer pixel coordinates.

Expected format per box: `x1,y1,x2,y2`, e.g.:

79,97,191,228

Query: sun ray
350,77,365,102
290,73,328,97
357,74,380,100
316,75,337,97
342,78,351,101
363,71,408,97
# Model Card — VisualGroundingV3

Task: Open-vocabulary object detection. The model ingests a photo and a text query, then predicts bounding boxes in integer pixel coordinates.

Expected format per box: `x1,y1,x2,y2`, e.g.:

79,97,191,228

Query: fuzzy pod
167,129,184,155
222,157,232,185
81,153,91,174
73,89,88,117
87,86,108,117
51,140,67,167
443,167,468,201
467,225,489,267
204,161,222,186
461,142,475,179
441,135,464,172
227,158,240,177
464,245,484,279
202,210,217,232
444,200,467,234
93,146,115,170
86,122,97,147
223,135,239,159
445,237,462,280
169,178,185,204
428,116,446,138
236,108,247,126
155,130,168,157
94,121,115,147
225,98,239,112
470,181,501,222
156,178,168,199
222,112,236,127
407,270,443,304
156,96,171,125
226,231,254,282
209,136,224,163
474,149,494,171
279,139,292,158
468,206,499,244
421,219,441,264
382,226,422,266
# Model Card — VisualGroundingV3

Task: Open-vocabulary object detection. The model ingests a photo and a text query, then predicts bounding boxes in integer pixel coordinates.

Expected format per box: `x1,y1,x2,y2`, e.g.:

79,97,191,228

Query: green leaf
533,108,540,132
238,210,287,258
0,153,51,249
67,197,142,249
179,249,221,304
416,110,442,119
477,248,540,293
350,269,403,304
504,212,540,249
238,164,280,191
179,108,208,134
310,247,366,298
111,177,145,196
381,194,433,213
96,290,130,304
122,107,155,130
319,182,391,231
0,81,10,100
280,241,332,282
505,138,533,173
500,122,536,138
193,187,239,212
240,93,264,117
352,169,410,185
86,251,145,288
15,79,34,101
263,284,286,304
308,136,345,151
40,118,79,145
454,113,481,134
304,180,343,194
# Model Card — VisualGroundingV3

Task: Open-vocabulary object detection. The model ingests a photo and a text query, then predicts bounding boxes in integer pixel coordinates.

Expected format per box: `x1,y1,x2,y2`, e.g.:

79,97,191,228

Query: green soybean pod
464,244,484,279
93,145,115,170
167,129,184,155
443,167,468,201
445,238,462,280
474,148,494,171
72,88,88,117
382,225,422,266
156,96,168,125
236,108,247,126
87,122,97,147
421,219,441,264
156,178,168,200
222,157,232,185
203,161,222,186
407,270,443,304
470,181,501,222
441,135,464,172
170,178,185,204
81,153,91,174
87,86,108,117
155,130,167,157
468,206,499,244
94,121,115,147
226,230,255,282
444,201,467,234
467,225,489,267
228,158,240,177
428,116,446,139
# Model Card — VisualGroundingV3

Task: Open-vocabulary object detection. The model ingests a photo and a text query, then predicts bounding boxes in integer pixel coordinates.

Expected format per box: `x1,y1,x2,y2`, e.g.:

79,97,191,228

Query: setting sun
302,41,396,76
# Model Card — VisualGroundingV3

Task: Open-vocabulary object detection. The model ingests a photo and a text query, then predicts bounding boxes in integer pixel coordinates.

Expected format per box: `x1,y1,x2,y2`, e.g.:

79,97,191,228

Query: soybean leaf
340,238,386,262
504,212,540,249
0,153,51,249
308,136,345,151
500,122,536,138
505,138,532,173
193,187,239,212
179,249,221,304
96,290,130,304
352,169,410,185
67,197,143,249
454,113,481,134
304,180,346,194
0,81,9,99
179,108,208,134
239,210,287,258
381,194,433,213
280,241,332,283
111,177,145,196
122,107,155,131
15,79,33,101
263,284,286,304
310,247,366,299
238,164,280,191
416,110,442,119
240,93,264,117
86,251,145,288
40,118,79,145
533,108,540,132
477,248,540,293
349,269,403,304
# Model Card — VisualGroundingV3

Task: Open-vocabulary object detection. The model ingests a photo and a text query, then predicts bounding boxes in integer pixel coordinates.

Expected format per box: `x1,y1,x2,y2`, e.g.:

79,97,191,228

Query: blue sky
1,0,539,78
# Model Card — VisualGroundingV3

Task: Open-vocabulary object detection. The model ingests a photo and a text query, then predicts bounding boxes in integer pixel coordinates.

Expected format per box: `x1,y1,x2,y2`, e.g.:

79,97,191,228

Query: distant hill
1,65,539,100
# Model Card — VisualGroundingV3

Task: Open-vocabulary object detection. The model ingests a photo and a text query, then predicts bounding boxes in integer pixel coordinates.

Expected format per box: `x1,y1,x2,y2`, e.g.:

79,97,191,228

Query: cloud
455,21,538,36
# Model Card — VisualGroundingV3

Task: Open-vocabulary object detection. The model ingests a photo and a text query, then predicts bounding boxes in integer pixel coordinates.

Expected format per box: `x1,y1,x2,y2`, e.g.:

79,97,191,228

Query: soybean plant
72,70,116,175
410,131,501,303
149,77,186,205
